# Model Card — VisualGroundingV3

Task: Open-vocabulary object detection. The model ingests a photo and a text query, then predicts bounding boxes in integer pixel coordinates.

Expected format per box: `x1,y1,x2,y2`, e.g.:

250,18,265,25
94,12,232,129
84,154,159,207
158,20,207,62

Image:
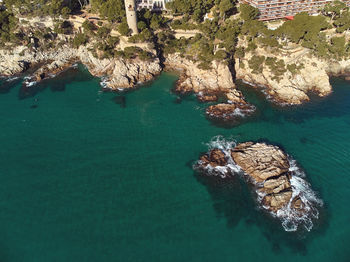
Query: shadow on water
0,78,22,94
18,64,94,99
195,168,330,256
112,95,126,108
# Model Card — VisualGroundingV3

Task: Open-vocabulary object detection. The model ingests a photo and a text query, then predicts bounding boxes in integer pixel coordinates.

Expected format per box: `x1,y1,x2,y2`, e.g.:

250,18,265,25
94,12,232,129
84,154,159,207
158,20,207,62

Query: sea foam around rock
194,136,323,232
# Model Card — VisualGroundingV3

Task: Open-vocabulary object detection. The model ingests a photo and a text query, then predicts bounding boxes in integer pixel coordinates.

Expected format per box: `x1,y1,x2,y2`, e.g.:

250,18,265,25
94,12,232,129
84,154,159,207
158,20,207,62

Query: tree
334,11,350,33
137,21,147,31
73,33,88,47
322,0,348,21
97,26,111,38
240,4,259,21
219,0,235,17
118,22,131,36
329,36,346,58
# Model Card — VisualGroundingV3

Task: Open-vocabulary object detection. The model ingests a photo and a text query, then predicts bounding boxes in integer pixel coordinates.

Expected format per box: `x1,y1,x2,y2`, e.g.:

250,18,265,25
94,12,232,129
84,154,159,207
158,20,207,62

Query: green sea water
0,65,349,261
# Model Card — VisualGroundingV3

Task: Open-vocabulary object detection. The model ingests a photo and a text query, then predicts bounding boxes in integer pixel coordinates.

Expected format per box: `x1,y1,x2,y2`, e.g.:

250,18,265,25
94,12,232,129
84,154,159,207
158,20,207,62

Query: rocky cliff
0,45,162,90
165,53,236,95
235,44,350,105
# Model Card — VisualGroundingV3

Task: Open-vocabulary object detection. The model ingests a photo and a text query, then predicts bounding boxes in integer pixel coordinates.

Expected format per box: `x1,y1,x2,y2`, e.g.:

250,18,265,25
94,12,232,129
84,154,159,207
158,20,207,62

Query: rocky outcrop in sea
195,136,323,231
206,102,256,122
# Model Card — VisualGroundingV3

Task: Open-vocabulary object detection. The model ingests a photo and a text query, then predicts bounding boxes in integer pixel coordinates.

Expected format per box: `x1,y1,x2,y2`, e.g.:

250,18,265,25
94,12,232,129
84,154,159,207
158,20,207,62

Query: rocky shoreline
235,43,350,105
2,40,350,108
0,45,162,90
195,138,323,231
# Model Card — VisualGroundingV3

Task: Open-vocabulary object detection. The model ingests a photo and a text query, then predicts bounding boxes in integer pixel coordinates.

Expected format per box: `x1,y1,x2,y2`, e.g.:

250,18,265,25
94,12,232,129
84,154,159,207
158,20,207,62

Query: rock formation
0,45,162,89
165,53,236,95
231,142,293,212
235,43,350,105
206,102,256,122
196,140,322,231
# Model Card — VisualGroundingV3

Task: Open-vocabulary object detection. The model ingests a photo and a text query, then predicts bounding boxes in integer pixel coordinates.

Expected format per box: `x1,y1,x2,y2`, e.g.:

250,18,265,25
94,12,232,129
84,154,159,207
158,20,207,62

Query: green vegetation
1,0,350,75
0,9,17,42
239,2,350,62
72,33,88,48
4,0,86,16
116,46,154,61
91,0,125,22
118,21,131,36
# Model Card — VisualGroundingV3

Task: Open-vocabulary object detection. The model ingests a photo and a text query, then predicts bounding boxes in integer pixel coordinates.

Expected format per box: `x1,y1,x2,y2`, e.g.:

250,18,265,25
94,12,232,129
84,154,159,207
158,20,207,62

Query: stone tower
124,0,138,35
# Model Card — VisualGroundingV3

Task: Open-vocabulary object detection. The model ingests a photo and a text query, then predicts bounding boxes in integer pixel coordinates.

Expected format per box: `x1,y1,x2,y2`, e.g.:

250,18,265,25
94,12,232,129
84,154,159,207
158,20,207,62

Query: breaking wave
277,159,323,232
194,136,323,232
195,136,241,178
100,76,110,89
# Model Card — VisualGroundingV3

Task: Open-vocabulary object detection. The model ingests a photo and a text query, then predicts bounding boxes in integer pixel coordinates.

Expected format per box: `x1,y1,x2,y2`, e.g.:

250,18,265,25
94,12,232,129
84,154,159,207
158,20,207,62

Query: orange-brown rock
263,191,293,212
197,92,218,102
231,142,293,212
199,149,227,167
231,142,290,182
291,196,306,211
206,103,255,121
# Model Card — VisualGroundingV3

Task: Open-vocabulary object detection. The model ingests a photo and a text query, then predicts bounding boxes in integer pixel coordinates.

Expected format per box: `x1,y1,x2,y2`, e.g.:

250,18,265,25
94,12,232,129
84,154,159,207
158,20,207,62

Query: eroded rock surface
196,139,323,231
165,53,236,95
235,43,350,105
0,45,162,90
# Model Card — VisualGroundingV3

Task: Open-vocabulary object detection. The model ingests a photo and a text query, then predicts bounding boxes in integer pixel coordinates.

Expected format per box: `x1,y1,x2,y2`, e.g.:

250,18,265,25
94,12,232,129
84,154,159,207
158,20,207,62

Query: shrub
118,22,131,36
73,33,88,48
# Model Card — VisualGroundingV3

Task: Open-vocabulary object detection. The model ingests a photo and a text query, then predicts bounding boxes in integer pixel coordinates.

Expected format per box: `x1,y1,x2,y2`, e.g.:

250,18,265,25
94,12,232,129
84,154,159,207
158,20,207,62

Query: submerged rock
195,138,323,231
206,103,256,122
196,92,218,102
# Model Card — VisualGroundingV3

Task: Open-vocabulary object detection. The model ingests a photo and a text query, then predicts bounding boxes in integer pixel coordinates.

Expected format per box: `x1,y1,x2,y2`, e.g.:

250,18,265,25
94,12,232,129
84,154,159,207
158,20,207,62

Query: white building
136,0,173,11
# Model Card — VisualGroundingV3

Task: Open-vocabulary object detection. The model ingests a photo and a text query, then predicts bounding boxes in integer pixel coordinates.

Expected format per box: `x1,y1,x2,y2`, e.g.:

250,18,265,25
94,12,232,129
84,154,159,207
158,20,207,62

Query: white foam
100,76,109,89
276,159,323,231
24,80,37,87
195,136,242,177
195,137,323,232
6,76,19,82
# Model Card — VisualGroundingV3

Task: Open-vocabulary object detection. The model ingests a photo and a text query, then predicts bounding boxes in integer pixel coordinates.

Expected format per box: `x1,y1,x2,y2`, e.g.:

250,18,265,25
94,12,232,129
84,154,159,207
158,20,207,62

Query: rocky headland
196,138,323,231
165,53,256,121
165,53,236,95
235,42,350,105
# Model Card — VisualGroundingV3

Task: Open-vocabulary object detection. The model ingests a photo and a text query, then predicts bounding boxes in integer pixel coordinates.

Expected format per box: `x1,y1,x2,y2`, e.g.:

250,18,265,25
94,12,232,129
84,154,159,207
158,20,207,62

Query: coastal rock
197,148,231,177
231,142,290,183
199,148,228,167
196,139,323,231
165,53,235,94
235,42,350,105
0,45,162,90
263,191,293,212
200,148,227,167
197,91,219,102
231,142,294,212
206,102,256,122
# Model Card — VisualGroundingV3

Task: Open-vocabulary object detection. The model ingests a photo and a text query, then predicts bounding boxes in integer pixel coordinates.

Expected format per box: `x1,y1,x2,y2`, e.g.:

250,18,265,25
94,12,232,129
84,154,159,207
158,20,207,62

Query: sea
0,64,349,261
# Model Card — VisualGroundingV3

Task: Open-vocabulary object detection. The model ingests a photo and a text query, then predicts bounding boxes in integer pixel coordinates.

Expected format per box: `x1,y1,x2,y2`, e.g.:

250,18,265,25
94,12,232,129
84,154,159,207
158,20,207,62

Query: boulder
263,191,293,212
199,148,227,167
231,142,290,182
231,142,293,212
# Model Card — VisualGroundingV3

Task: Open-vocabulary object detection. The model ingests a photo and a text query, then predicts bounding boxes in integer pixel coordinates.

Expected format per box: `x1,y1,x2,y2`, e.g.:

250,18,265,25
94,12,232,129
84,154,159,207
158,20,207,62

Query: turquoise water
0,65,349,261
